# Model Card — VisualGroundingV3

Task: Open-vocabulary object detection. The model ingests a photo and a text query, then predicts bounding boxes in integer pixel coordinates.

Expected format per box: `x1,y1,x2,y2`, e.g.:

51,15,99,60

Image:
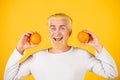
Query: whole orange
77,31,90,43
30,32,41,44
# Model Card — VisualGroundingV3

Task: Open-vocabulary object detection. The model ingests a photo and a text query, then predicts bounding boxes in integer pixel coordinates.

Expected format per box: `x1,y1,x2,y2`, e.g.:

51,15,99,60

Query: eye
50,25,56,31
60,26,65,30
50,27,56,30
61,27,65,30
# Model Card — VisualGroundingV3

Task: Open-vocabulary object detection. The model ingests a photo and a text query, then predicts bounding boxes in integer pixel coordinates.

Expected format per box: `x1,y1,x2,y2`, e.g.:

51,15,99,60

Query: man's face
48,19,71,49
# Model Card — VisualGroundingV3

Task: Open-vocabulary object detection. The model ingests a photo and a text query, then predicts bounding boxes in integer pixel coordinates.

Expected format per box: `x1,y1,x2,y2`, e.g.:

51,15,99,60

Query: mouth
53,37,63,42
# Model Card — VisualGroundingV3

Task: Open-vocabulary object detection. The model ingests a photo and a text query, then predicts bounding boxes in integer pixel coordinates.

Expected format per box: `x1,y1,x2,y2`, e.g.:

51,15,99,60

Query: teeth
55,37,61,38
53,37,63,41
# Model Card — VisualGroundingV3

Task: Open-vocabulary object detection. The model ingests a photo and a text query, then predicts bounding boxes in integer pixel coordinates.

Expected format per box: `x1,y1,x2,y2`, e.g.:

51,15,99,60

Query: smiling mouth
53,37,63,42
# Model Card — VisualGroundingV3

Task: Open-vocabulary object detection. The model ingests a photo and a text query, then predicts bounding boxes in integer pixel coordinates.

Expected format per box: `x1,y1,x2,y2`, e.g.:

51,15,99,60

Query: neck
48,45,71,53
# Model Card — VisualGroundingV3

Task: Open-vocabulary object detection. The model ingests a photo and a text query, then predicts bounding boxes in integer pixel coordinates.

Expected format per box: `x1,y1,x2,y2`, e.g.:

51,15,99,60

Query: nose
55,29,61,35
55,28,60,33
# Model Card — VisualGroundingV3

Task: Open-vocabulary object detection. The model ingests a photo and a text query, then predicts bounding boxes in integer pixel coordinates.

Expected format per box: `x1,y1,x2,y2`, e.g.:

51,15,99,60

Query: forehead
48,19,68,26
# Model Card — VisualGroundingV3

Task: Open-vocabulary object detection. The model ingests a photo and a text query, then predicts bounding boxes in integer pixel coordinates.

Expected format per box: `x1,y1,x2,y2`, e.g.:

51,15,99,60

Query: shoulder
32,49,48,58
24,49,48,62
21,49,48,64
72,47,94,58
72,47,88,54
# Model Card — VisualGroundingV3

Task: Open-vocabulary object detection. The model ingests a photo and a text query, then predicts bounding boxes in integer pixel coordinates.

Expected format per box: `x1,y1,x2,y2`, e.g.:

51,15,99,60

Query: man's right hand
16,32,38,54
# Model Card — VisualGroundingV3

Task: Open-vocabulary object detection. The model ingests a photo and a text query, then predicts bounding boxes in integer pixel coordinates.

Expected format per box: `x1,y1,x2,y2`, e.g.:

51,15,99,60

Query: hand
80,30,103,53
16,32,38,54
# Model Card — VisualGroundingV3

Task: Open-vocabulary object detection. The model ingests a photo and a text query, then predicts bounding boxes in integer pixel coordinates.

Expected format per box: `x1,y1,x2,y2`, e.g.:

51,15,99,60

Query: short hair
47,13,72,29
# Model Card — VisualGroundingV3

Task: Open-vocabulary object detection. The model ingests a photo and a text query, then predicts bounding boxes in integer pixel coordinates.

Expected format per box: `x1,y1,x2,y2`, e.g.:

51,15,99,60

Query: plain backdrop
0,0,120,80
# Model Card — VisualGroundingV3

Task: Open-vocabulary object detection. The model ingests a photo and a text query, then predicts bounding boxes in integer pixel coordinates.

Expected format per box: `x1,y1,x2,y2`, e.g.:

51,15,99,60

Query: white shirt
4,47,118,80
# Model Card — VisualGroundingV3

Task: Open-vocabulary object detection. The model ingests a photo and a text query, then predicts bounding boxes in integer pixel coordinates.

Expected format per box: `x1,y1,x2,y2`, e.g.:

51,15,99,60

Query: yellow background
0,0,120,80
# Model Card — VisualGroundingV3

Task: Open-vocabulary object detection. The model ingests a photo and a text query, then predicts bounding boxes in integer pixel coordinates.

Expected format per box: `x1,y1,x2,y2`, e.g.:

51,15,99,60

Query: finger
23,32,35,38
25,32,33,36
83,30,98,39
82,30,94,35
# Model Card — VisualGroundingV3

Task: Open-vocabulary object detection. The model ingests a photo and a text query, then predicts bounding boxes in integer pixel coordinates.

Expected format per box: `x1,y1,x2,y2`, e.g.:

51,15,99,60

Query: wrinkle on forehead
48,19,68,27
49,18,67,24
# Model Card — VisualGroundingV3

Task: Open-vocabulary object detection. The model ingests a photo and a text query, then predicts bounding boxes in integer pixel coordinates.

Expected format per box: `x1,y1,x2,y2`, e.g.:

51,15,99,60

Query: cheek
62,31,70,37
49,31,54,36
49,33,53,39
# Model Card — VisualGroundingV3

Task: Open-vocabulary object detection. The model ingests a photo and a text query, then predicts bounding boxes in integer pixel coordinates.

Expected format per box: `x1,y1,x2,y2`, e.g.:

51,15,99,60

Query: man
4,13,118,80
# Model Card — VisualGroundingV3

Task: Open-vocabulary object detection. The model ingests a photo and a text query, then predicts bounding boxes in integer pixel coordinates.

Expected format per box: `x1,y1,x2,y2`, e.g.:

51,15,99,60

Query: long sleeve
87,47,118,79
4,48,32,80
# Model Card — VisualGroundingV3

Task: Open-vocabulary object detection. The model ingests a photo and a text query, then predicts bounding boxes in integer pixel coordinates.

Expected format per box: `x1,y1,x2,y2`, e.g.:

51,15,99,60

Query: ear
69,29,72,36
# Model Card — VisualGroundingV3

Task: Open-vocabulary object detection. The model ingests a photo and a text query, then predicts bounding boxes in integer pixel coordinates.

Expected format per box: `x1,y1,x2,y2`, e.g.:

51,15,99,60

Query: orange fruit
77,31,90,43
30,32,41,44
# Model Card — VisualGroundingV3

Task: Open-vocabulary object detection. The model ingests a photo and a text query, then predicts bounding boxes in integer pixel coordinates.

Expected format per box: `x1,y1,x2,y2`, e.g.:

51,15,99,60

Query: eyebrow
60,25,65,27
49,25,65,27
50,25,55,27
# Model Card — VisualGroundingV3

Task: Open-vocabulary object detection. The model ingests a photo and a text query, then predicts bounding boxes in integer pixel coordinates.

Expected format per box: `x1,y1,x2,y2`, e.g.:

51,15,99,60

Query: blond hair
48,13,72,29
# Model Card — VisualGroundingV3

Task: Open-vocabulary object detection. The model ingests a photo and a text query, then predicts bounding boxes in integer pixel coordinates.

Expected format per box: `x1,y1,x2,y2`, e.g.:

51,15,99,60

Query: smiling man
4,13,118,80
48,14,72,53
